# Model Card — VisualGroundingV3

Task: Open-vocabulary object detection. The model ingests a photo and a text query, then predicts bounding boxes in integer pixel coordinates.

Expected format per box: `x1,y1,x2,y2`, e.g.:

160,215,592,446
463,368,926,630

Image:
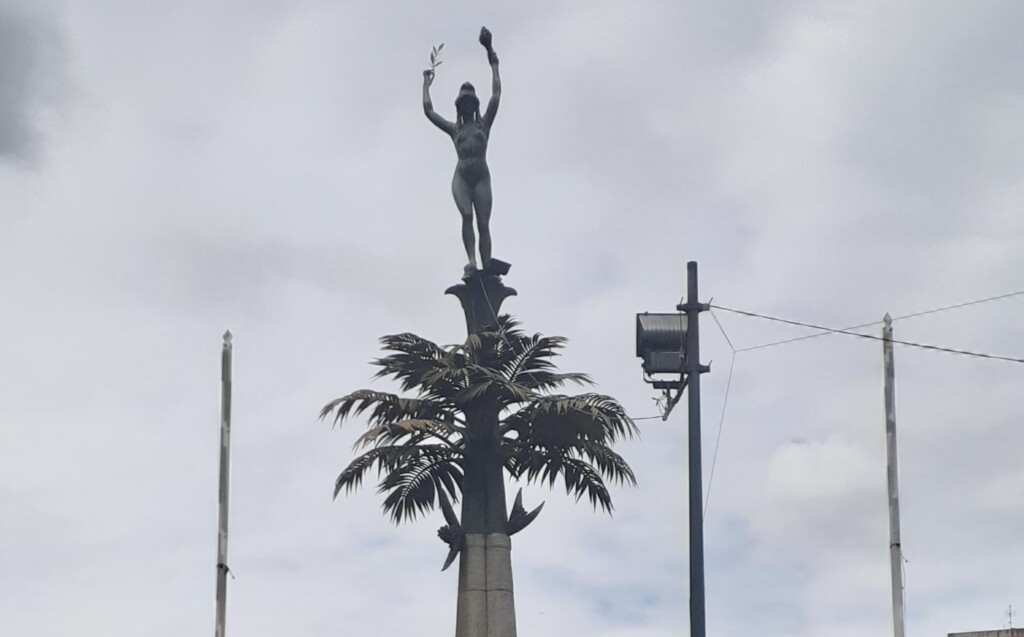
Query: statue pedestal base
484,258,511,277
446,263,517,335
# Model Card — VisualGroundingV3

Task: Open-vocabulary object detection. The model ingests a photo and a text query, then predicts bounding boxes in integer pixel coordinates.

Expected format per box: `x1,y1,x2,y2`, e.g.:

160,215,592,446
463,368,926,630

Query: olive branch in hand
428,42,444,77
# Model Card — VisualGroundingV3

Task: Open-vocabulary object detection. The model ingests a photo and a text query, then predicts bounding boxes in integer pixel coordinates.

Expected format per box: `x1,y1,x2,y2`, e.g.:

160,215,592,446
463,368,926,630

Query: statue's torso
454,122,489,184
454,122,488,159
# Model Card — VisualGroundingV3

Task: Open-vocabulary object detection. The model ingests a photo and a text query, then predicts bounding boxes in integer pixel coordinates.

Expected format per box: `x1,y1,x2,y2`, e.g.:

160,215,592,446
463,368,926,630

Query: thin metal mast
678,261,707,637
215,330,233,637
883,315,906,637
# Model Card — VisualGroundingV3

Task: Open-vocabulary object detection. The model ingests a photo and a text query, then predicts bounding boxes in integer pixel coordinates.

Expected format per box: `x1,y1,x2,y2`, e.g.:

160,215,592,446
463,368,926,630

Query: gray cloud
0,2,63,163
1,1,1023,636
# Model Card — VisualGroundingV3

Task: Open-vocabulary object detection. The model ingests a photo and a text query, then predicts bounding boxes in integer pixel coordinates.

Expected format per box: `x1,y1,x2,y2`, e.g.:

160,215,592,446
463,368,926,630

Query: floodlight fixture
636,312,687,376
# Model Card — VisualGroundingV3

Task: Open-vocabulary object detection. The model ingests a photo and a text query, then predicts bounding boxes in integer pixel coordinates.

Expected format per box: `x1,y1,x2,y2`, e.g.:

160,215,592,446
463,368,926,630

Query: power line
737,318,881,353
712,304,1024,365
733,290,1024,353
894,289,1024,321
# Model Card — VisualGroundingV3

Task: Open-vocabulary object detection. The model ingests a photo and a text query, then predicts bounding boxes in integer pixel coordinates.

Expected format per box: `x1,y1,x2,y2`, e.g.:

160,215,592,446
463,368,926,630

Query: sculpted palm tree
321,315,637,637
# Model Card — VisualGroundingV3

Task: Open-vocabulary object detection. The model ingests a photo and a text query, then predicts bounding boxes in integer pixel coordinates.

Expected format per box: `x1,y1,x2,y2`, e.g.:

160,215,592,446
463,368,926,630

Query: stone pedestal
484,534,516,637
455,533,516,637
456,535,488,636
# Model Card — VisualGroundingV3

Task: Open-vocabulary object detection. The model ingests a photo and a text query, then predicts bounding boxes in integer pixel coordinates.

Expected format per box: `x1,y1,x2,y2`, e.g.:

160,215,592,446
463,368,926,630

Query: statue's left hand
479,27,493,50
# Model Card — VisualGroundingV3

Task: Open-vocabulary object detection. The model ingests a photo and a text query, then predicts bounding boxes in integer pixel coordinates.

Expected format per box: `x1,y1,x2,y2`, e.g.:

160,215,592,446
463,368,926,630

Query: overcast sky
2,1,1023,636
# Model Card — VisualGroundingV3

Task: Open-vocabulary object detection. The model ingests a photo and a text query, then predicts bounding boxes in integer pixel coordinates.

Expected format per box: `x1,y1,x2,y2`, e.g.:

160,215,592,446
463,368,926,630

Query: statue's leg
473,178,493,271
452,173,478,270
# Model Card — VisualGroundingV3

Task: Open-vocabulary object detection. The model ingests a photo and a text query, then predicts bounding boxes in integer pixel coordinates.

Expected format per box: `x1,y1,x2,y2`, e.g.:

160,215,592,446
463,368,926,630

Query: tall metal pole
215,330,233,637
678,261,707,637
882,315,906,637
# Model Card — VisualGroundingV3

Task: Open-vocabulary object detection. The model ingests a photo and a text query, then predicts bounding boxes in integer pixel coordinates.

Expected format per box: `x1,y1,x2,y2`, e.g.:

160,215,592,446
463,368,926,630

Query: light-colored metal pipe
883,315,906,637
215,330,233,637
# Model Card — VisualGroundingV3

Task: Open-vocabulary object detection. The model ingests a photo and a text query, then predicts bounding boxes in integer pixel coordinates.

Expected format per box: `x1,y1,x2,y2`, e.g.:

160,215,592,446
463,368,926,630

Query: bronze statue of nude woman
423,27,502,278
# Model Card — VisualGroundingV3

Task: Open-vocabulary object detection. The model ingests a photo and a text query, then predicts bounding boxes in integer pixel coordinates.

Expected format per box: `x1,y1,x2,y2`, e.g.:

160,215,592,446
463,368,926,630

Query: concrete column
456,534,487,637
485,534,516,637
454,533,517,637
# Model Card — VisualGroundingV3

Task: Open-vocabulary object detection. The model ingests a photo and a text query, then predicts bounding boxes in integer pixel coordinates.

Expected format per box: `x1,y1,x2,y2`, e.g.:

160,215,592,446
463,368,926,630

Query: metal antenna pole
678,261,707,637
215,330,233,637
882,315,906,637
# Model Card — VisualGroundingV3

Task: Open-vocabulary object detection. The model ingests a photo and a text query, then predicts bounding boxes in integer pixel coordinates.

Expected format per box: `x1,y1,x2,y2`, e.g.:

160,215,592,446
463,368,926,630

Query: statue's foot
462,263,478,281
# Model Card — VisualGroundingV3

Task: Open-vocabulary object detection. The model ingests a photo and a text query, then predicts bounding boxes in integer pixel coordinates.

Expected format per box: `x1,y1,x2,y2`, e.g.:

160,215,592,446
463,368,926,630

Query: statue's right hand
423,69,434,86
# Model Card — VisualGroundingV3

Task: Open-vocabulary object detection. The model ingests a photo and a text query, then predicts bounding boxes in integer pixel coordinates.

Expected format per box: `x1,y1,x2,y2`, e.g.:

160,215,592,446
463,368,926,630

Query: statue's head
455,82,479,115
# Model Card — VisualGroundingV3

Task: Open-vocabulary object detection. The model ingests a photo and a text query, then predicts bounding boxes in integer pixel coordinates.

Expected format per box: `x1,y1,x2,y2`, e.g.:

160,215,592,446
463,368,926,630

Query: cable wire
734,289,1024,353
701,308,738,517
709,306,737,352
713,304,1024,365
737,318,881,353
704,351,735,517
893,289,1024,321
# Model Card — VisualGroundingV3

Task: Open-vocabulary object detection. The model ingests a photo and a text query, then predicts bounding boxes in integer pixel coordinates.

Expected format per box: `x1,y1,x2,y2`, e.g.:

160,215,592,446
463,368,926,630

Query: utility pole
678,261,709,637
215,330,233,637
635,261,710,636
882,315,906,637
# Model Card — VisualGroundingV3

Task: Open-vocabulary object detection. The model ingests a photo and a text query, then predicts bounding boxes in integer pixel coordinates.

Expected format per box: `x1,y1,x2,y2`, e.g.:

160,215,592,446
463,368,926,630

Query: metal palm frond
334,443,463,521
333,444,430,498
378,446,463,523
462,316,594,404
500,392,638,515
499,332,592,390
503,448,618,512
324,314,638,527
321,389,457,429
373,333,467,398
353,417,461,450
503,393,638,443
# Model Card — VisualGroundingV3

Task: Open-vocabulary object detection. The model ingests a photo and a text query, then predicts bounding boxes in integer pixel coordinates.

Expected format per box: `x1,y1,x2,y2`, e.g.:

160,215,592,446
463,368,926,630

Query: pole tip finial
223,330,233,343
883,312,892,323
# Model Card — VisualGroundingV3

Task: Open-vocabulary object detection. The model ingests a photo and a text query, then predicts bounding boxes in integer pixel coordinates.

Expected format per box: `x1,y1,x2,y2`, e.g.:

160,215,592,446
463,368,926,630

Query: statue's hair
455,82,480,126
457,107,481,126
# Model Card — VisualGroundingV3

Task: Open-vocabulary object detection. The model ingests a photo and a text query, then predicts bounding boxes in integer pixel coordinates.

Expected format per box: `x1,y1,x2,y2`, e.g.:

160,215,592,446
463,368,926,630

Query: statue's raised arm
423,69,455,136
480,27,500,130
423,27,505,279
